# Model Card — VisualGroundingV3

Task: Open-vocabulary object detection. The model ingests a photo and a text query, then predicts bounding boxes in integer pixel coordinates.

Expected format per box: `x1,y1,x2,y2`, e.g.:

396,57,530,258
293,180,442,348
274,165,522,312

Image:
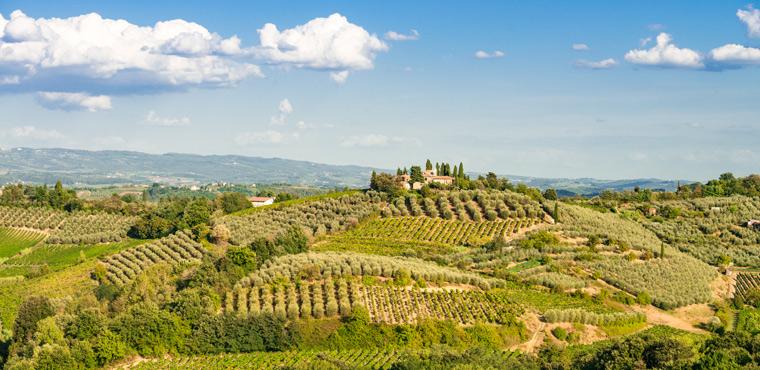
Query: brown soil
630,305,707,334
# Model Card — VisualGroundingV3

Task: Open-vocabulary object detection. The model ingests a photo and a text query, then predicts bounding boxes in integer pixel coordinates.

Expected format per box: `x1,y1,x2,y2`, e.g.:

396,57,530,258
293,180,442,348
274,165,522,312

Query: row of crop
234,252,502,291
131,349,401,370
224,279,361,320
0,205,135,244
0,206,67,230
381,190,544,222
735,272,760,299
342,217,540,247
543,309,645,326
220,193,382,246
587,254,716,309
361,286,515,325
100,231,205,285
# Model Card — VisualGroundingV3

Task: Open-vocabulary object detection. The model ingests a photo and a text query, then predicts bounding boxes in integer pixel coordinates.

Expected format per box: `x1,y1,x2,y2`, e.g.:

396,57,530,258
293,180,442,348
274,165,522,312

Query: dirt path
513,312,546,353
631,305,707,334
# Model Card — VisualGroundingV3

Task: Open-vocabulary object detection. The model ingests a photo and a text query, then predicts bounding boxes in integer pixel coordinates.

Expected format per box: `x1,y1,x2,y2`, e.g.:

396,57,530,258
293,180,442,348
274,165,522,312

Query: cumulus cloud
737,6,760,38
0,10,262,97
624,33,703,68
145,110,191,126
329,71,350,84
0,10,389,108
270,98,294,125
709,44,760,65
572,43,590,51
36,92,112,111
235,130,285,145
254,13,388,76
474,50,505,59
575,58,618,69
384,29,419,41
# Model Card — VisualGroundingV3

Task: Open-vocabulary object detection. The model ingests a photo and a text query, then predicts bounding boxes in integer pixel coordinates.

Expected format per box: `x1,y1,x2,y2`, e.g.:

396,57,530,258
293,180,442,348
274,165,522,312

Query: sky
0,1,759,181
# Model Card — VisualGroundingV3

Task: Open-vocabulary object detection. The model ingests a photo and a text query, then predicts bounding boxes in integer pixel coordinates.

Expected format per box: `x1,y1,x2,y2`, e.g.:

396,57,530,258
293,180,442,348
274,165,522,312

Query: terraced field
0,227,46,259
223,279,517,325
130,349,403,370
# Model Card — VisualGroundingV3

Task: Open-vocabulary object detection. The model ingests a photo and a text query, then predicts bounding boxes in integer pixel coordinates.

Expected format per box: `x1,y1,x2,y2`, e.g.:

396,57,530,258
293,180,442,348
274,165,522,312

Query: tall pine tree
425,159,433,171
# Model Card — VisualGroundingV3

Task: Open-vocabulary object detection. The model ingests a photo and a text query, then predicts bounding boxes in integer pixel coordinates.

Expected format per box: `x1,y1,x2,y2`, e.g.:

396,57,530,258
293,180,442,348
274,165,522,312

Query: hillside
0,180,758,369
0,148,382,187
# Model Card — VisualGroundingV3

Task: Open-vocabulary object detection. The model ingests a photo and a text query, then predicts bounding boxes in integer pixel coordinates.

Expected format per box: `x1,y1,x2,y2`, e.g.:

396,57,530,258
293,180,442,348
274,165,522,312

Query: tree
396,168,403,176
409,166,425,184
425,159,433,171
210,224,231,245
458,162,464,178
553,203,560,223
183,199,211,229
435,163,440,175
13,296,55,344
217,192,251,214
452,165,458,178
370,173,404,196
543,188,558,200
370,171,377,189
660,243,665,259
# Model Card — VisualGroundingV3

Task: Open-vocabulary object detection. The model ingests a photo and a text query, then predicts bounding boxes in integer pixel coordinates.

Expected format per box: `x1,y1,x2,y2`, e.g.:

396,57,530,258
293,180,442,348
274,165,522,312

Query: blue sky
0,1,759,181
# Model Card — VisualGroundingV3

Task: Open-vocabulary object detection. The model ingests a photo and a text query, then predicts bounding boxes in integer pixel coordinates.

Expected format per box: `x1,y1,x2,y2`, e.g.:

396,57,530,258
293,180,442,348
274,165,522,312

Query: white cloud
709,44,760,65
235,130,285,145
639,37,652,47
8,126,64,140
0,10,262,97
255,13,388,73
0,75,20,85
270,98,293,125
36,92,112,112
575,58,618,69
474,50,505,59
572,43,589,51
624,33,703,68
329,70,350,84
145,110,191,126
384,29,419,41
340,134,420,148
296,120,314,130
738,6,760,38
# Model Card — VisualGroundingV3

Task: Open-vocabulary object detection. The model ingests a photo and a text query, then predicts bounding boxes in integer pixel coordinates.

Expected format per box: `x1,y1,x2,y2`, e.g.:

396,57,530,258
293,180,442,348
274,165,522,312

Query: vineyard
223,279,517,324
381,190,545,222
333,216,542,247
234,252,502,290
543,309,645,326
0,206,135,244
219,192,383,246
0,227,46,259
129,349,403,370
99,231,206,285
735,272,760,300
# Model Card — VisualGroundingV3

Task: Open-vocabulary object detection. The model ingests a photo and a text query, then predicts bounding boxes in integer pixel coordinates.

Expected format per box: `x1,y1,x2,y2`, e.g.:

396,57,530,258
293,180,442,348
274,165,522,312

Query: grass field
2,238,148,272
0,227,46,259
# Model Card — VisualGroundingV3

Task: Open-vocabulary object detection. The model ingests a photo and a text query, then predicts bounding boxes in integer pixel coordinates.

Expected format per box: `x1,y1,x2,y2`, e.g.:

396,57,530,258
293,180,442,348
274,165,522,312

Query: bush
551,327,568,341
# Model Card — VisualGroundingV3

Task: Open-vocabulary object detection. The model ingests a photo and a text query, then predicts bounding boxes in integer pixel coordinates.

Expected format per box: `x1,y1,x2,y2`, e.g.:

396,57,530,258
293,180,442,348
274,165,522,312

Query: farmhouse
248,196,275,207
398,169,454,190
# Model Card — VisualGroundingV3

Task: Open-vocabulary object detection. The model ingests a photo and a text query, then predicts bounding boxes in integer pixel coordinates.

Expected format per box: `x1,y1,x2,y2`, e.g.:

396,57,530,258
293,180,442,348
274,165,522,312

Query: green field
0,227,46,259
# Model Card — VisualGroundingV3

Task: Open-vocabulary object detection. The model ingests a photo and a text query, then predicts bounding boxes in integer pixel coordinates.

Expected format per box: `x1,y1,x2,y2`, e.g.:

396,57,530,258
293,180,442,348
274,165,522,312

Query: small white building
249,196,275,207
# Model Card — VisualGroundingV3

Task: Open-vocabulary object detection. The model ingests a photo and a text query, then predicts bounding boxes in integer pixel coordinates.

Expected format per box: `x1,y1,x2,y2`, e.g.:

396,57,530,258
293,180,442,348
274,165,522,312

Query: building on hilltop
398,169,454,190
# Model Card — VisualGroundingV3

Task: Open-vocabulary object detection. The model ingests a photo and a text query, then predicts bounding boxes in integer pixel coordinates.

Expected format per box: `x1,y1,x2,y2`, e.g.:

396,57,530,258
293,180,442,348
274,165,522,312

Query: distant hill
501,174,686,196
0,148,382,188
0,147,685,194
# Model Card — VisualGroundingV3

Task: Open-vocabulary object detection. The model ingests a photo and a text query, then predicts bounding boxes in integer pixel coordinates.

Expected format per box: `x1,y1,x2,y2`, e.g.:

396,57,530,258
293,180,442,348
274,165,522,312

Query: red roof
249,196,274,202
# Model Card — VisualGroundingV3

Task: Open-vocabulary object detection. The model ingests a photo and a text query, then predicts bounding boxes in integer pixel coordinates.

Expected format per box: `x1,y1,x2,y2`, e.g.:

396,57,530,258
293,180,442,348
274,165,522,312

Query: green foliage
552,327,568,340
248,227,307,265
187,313,294,354
112,303,188,356
216,192,252,214
12,296,55,344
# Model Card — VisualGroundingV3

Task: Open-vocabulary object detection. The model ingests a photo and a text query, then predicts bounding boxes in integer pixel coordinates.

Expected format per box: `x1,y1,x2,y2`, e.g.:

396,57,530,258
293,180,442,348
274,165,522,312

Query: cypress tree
452,165,458,178
436,162,440,175
553,203,560,223
458,162,464,178
660,243,665,259
370,171,377,189
396,168,402,176
403,167,408,175
425,159,433,171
